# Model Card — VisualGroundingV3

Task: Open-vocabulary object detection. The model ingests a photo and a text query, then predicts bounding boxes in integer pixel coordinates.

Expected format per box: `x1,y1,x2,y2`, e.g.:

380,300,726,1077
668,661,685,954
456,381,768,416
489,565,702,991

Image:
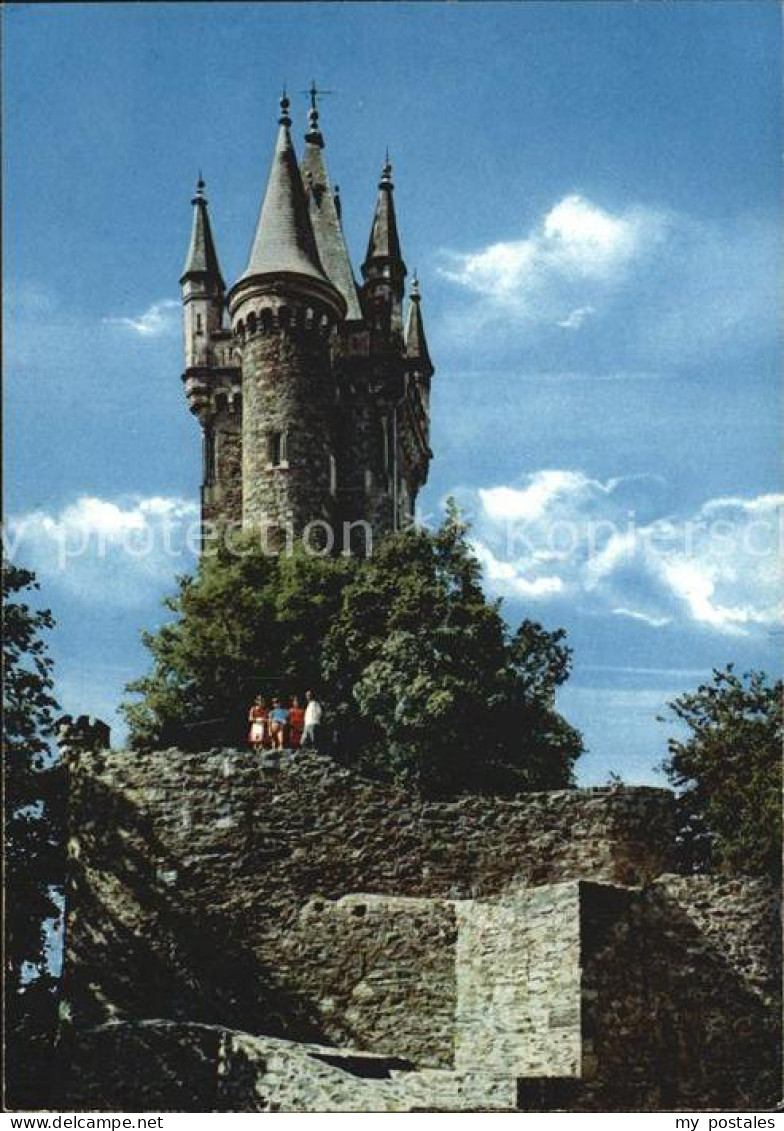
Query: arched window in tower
329,453,338,497
268,431,288,468
247,311,257,337
196,313,203,334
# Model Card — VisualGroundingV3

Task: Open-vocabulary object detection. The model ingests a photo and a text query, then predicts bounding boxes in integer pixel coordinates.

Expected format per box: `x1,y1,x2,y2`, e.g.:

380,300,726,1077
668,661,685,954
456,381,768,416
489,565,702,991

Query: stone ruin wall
57,729,782,1112
61,744,675,1031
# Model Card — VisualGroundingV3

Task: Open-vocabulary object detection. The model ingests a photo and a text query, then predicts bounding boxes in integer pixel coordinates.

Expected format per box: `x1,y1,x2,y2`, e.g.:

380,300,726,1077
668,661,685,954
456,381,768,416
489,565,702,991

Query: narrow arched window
268,431,288,468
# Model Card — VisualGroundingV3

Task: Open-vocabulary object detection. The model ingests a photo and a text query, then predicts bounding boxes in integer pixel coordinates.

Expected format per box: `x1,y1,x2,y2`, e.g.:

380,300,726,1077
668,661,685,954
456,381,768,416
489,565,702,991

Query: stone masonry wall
202,412,242,531
63,746,674,1045
240,319,337,536
59,740,781,1111
289,894,457,1068
62,1021,517,1113
455,884,583,1079
575,875,782,1111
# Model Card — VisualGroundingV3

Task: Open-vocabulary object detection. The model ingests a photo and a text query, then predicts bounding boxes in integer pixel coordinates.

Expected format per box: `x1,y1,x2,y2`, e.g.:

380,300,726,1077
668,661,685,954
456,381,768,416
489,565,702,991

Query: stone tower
180,92,435,551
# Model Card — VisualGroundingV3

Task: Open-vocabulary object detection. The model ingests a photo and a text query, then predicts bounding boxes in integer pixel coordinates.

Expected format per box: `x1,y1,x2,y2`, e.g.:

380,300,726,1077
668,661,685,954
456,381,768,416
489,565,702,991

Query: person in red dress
247,695,268,754
288,696,305,750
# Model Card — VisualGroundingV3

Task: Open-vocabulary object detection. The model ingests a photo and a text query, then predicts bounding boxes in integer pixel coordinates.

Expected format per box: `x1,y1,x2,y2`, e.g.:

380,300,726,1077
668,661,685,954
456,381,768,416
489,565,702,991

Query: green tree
661,665,782,879
324,505,582,793
3,557,63,1108
122,536,355,749
124,510,583,795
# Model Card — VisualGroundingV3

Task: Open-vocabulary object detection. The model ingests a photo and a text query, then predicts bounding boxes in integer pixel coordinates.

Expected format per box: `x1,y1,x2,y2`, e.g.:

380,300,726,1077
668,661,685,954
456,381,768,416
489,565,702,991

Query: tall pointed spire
362,156,406,286
300,87,363,321
405,274,433,376
180,176,225,290
236,94,340,300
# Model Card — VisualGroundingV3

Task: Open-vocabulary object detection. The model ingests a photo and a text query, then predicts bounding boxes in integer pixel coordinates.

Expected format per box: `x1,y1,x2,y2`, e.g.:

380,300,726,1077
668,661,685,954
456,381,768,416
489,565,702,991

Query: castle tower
180,91,434,550
180,179,242,535
361,157,407,338
227,95,346,544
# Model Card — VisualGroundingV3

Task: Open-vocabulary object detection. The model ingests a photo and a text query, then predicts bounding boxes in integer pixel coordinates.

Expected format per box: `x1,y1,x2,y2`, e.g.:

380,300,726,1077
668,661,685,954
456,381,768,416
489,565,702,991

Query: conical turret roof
180,178,225,289
237,97,336,293
363,158,406,281
405,275,433,375
300,103,363,321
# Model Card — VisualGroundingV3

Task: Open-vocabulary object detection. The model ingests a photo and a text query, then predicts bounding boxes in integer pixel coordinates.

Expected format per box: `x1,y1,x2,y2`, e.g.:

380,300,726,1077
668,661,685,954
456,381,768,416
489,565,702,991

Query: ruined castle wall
576,875,782,1112
62,1022,517,1113
454,883,583,1079
289,894,457,1068
63,747,675,1041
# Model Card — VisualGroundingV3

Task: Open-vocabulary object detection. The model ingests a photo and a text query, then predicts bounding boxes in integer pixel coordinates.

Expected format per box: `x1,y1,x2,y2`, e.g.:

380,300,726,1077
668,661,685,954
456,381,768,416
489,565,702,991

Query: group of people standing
247,690,323,753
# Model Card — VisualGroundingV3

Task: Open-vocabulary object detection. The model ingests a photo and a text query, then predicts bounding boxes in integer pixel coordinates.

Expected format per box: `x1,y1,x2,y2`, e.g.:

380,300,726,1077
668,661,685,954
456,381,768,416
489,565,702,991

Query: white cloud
611,607,673,628
5,495,200,606
459,469,783,635
557,305,596,330
439,193,665,325
437,197,778,364
103,299,179,337
479,470,596,524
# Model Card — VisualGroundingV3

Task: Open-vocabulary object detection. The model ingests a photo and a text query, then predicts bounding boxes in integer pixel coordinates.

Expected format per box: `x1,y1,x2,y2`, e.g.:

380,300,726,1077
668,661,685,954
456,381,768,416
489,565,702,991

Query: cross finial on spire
279,88,291,127
381,151,393,187
302,80,334,112
302,81,333,142
411,271,420,300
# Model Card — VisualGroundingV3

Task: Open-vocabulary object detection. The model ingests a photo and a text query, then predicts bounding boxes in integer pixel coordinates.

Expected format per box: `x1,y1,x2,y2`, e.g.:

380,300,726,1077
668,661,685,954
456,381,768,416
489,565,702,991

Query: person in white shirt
301,689,323,748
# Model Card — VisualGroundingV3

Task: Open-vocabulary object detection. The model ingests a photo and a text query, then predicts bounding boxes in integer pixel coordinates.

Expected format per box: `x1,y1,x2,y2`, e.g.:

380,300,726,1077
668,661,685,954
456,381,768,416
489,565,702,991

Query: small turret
300,86,363,321
180,177,225,369
361,156,407,336
404,274,433,380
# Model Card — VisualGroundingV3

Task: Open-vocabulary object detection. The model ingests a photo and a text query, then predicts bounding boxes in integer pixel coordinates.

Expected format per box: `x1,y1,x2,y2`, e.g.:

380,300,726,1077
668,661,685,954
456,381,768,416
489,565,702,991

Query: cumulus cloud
440,194,666,324
456,469,782,635
103,299,180,337
437,196,778,364
4,495,200,606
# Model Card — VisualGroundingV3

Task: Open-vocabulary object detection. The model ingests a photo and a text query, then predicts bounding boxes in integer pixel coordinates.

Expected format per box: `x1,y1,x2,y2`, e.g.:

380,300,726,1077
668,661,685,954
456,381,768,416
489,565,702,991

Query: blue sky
5,2,781,784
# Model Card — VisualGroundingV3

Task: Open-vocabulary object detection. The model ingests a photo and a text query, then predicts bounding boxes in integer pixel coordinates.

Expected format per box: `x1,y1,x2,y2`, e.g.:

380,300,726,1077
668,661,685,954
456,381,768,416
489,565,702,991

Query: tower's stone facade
180,95,434,551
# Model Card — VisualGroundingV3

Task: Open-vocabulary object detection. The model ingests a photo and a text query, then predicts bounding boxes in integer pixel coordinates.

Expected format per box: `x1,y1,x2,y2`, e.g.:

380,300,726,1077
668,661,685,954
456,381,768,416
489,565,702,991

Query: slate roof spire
236,93,340,299
362,154,407,290
405,273,433,376
180,175,225,290
300,86,363,321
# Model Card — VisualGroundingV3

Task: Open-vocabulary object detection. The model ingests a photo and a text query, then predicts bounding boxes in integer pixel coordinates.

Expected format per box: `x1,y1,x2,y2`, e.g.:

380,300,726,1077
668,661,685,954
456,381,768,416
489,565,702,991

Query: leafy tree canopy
3,556,63,1108
661,665,782,879
123,507,583,795
3,557,62,977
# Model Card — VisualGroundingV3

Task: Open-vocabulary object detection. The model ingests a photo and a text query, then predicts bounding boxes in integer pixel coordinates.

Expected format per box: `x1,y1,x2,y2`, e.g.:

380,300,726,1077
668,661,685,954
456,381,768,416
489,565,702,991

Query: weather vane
300,80,335,113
